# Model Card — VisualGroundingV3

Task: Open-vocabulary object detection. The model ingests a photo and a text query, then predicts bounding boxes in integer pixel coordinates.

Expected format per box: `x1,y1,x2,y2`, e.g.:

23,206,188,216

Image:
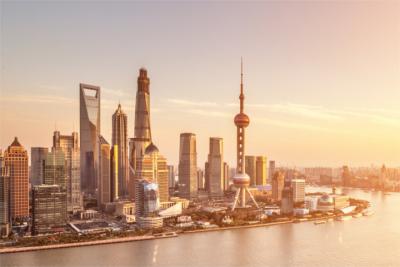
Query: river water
1,187,400,267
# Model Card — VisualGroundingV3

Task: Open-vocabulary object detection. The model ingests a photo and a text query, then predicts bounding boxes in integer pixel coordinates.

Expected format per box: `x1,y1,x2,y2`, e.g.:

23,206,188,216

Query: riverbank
0,213,344,254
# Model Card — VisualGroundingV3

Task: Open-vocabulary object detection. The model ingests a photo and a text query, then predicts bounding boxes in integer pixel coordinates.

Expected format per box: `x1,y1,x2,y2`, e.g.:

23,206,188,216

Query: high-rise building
178,133,198,199
206,137,224,197
272,171,285,201
197,169,204,190
130,69,169,202
30,147,48,186
231,61,258,211
256,156,267,186
52,131,82,213
246,155,267,186
342,166,352,187
44,147,66,188
245,156,256,186
112,104,128,198
4,137,29,221
98,136,111,206
32,184,67,235
223,162,230,191
80,83,100,196
268,160,276,182
168,165,175,190
291,179,305,203
281,179,293,215
0,153,10,237
134,143,169,202
135,179,163,229
110,145,119,202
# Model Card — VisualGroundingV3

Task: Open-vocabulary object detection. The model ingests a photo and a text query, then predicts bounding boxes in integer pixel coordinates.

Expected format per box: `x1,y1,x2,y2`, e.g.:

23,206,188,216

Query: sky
1,1,399,168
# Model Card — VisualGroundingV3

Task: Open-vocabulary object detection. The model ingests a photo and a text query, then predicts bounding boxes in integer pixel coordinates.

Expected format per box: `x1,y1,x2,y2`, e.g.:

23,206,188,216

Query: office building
231,61,258,211
245,156,256,186
272,171,285,201
0,153,10,237
30,147,48,186
268,160,276,182
112,104,128,198
281,179,293,215
44,147,66,188
53,131,82,213
168,165,175,190
291,179,305,203
32,184,67,235
80,83,100,195
206,137,224,197
342,166,352,186
4,137,29,221
255,156,267,186
223,162,230,191
197,169,204,190
98,136,111,207
135,143,169,202
110,145,119,202
178,133,198,199
135,179,163,229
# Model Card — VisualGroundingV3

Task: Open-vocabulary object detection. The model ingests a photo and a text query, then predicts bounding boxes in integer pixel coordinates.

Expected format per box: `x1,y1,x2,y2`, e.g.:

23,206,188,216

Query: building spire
240,58,244,113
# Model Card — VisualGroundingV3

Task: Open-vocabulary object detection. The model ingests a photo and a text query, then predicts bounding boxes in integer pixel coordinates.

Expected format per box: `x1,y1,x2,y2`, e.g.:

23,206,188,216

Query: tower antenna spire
240,57,244,113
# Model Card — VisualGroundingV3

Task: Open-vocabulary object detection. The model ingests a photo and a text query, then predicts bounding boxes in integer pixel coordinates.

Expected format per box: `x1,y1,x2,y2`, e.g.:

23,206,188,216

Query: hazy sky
1,1,399,167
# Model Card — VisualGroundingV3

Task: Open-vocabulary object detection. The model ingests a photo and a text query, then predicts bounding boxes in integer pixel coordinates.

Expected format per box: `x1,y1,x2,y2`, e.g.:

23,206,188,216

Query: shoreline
0,216,337,254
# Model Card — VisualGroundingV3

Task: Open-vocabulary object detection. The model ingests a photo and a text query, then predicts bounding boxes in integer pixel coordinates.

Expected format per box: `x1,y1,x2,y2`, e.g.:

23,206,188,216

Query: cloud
186,109,231,118
167,98,218,107
0,95,75,105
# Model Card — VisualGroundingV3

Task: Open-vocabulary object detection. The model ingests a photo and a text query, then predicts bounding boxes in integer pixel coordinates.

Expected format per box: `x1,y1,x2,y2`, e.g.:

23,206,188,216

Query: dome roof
145,143,159,154
10,137,22,147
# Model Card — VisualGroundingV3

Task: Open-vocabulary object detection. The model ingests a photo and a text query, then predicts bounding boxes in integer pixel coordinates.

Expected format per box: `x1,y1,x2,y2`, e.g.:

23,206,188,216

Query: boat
352,213,362,218
314,220,326,225
362,210,375,216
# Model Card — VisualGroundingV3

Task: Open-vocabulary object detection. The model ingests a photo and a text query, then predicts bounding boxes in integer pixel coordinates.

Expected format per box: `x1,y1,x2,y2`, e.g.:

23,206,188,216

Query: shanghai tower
131,68,152,168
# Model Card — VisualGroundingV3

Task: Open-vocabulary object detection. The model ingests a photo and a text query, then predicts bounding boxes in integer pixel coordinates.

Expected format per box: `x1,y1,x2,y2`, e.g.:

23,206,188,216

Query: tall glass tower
79,83,100,196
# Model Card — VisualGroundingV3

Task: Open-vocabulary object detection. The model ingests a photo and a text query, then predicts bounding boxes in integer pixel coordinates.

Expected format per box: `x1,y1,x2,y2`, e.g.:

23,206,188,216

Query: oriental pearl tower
231,60,259,211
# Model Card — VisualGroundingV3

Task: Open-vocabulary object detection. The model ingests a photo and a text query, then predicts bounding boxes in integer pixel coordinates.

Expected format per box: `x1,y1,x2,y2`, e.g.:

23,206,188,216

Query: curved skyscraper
231,61,259,211
129,68,169,202
79,83,100,196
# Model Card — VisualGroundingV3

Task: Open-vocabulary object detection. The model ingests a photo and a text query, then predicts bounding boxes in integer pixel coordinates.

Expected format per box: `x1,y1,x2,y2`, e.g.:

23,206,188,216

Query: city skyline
1,1,399,167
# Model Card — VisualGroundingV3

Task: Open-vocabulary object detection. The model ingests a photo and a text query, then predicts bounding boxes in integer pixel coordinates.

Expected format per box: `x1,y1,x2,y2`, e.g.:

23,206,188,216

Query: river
1,187,400,267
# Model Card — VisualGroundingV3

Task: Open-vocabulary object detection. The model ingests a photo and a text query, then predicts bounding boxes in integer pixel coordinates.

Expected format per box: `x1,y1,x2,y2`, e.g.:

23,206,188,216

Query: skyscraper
255,156,267,186
134,143,169,202
272,171,285,201
231,61,258,211
44,147,66,188
178,133,198,199
98,136,111,207
30,147,48,186
245,156,256,186
80,83,100,196
112,104,128,198
268,160,276,182
4,137,29,221
130,68,169,202
131,69,152,171
281,179,294,215
291,179,305,203
32,184,67,235
206,137,224,197
52,131,82,213
135,179,163,229
168,165,175,190
223,162,230,191
110,145,119,202
0,152,10,237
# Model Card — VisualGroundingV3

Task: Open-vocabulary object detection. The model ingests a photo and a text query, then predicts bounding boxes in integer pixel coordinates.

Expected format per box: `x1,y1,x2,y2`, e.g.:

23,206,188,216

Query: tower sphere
234,113,250,127
233,172,250,186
